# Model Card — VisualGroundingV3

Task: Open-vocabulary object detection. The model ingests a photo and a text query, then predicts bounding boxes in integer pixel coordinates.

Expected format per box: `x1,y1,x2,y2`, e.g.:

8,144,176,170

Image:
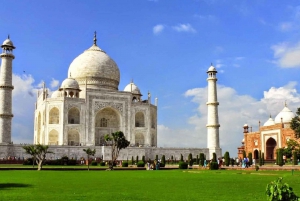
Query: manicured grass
1,169,300,201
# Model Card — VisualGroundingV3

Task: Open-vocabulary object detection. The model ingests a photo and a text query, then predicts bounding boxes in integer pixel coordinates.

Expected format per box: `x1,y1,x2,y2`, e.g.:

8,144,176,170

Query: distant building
238,104,296,160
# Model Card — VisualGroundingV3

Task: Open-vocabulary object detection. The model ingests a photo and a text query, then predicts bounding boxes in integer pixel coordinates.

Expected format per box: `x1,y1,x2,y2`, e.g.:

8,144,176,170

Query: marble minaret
0,36,15,144
206,64,221,159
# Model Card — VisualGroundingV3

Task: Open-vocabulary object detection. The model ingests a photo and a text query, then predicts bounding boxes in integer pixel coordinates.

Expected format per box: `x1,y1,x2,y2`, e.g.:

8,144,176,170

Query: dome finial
8,34,10,39
211,62,213,66
93,31,97,46
285,100,287,107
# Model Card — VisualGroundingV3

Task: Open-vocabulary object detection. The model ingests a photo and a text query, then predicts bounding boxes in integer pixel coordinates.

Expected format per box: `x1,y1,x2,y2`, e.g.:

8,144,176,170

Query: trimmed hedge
91,161,98,166
178,161,188,169
99,162,106,166
137,161,145,167
122,161,129,167
210,162,219,170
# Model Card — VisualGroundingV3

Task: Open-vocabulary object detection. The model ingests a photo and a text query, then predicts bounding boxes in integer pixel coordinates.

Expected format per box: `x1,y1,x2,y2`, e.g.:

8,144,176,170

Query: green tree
259,150,263,166
293,151,298,165
212,153,217,163
224,152,230,166
161,155,166,166
142,155,145,163
180,154,183,162
199,153,205,166
248,152,252,166
83,148,96,171
105,131,130,170
188,153,193,166
242,150,246,159
23,144,52,171
291,108,300,138
277,148,284,166
136,155,139,164
131,156,134,165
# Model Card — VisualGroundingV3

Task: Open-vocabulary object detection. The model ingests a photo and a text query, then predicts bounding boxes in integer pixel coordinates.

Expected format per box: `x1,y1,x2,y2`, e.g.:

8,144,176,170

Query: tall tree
105,131,130,170
83,148,96,171
291,108,300,138
23,144,52,171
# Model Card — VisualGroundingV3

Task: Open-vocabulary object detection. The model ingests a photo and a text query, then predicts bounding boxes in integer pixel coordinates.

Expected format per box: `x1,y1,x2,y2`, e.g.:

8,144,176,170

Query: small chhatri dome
124,80,142,95
68,32,120,90
1,35,15,49
263,115,275,126
60,78,79,89
274,105,295,124
51,90,62,98
207,63,217,73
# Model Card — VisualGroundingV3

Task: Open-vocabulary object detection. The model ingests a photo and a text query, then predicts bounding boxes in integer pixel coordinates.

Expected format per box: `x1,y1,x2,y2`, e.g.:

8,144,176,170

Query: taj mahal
0,34,221,160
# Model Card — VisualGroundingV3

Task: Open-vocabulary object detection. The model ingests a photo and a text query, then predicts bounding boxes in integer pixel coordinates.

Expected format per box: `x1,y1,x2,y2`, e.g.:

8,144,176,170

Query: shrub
99,161,105,166
199,153,205,166
293,151,298,165
277,148,284,166
212,153,217,163
262,153,265,165
210,162,219,170
188,153,193,166
248,152,252,166
266,177,299,201
161,155,166,166
160,163,165,167
136,156,139,164
137,161,145,167
196,155,199,164
178,161,188,169
255,165,259,171
259,150,263,166
23,158,37,165
142,156,145,163
68,159,77,166
180,154,183,162
91,161,97,166
131,156,134,165
224,152,230,166
122,161,128,167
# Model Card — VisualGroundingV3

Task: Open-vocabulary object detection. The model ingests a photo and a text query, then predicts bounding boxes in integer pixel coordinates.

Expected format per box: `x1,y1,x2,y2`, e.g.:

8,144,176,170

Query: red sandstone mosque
238,104,297,160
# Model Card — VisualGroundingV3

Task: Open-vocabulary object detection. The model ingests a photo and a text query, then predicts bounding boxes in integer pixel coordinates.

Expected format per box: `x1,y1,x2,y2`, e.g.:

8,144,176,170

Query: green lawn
1,169,300,201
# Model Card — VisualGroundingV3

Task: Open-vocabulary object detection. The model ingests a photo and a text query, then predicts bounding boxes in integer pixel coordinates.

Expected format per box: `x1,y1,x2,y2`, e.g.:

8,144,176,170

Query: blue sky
1,0,300,156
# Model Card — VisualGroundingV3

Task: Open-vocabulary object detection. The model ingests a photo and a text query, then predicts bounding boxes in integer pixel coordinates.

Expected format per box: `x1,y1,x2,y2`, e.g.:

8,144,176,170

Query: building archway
253,149,259,159
49,107,59,124
68,107,80,124
68,130,80,146
135,133,144,146
95,107,121,146
266,137,277,160
135,112,145,127
48,129,59,145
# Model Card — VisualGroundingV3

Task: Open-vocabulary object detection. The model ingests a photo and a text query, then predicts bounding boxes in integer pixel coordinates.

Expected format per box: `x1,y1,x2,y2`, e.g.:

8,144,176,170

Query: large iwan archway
266,137,276,160
94,107,121,146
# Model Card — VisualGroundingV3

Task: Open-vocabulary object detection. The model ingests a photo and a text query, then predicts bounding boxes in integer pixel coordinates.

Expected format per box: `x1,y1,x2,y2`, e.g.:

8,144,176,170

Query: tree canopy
291,108,300,138
105,131,130,170
23,144,52,170
83,148,96,171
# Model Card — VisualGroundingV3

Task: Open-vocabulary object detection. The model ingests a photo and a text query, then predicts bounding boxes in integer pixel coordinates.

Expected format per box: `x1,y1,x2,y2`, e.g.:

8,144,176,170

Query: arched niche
135,133,144,146
49,107,59,124
68,130,80,146
135,112,145,127
266,137,277,160
68,107,80,124
48,129,59,145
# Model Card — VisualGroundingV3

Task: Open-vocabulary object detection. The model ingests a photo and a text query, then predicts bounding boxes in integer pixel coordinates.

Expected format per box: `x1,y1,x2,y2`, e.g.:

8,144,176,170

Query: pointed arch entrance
95,107,121,146
253,150,259,159
266,137,276,159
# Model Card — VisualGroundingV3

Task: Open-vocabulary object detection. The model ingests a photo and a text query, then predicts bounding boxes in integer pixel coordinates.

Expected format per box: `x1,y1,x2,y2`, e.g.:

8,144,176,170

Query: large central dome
68,36,120,90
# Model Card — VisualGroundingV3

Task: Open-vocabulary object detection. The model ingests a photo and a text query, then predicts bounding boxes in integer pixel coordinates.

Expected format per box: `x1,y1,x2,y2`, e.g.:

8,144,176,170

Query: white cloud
172,24,196,33
271,42,300,68
158,82,300,156
194,14,216,21
153,24,164,35
50,78,59,89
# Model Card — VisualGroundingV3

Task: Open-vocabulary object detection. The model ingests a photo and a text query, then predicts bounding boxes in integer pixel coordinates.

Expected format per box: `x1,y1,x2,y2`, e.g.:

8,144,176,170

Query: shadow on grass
0,183,32,190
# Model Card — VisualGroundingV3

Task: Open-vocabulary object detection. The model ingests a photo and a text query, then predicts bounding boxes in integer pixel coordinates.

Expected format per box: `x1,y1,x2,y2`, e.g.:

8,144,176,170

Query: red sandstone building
238,105,296,160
